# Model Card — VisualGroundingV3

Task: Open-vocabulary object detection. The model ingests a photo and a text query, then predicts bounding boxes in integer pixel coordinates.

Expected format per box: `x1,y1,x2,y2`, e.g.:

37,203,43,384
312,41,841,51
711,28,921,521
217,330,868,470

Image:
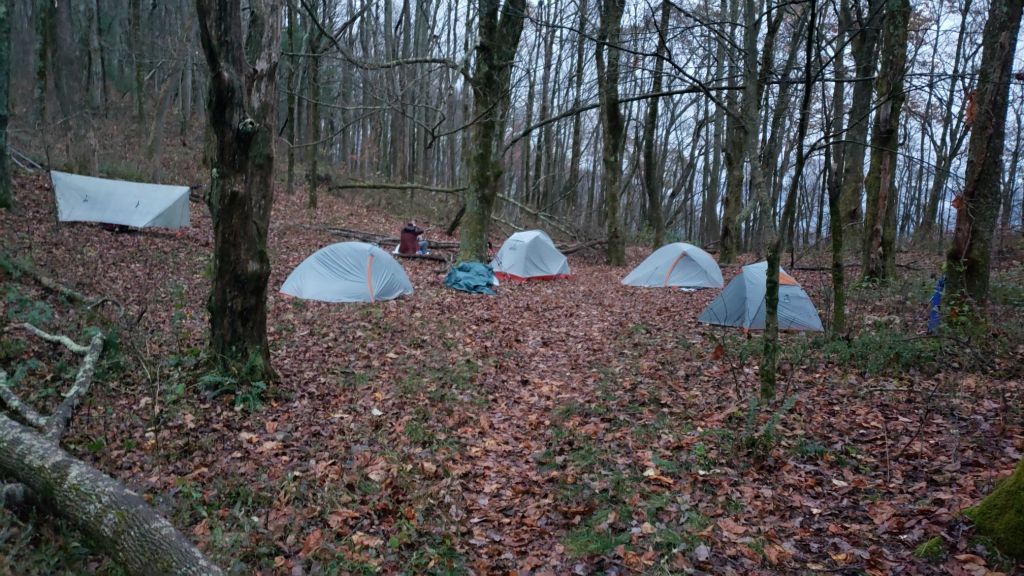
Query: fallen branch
5,256,90,304
0,327,223,574
0,414,224,575
45,331,104,441
0,371,47,429
558,238,607,255
329,181,466,194
21,322,90,354
394,252,451,263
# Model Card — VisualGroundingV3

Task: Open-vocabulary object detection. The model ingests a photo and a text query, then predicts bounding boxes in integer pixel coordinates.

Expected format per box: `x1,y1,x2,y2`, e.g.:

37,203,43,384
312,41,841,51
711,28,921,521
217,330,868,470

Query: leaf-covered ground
1,172,1022,575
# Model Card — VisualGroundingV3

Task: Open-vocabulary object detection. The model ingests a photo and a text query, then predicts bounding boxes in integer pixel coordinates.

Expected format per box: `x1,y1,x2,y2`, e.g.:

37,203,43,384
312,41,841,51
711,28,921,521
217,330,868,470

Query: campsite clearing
0,174,1021,574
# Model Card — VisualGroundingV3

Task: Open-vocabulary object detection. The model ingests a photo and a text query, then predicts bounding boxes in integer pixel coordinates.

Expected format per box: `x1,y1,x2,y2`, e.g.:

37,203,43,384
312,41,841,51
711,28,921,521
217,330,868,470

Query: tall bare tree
0,0,10,210
595,0,626,265
862,0,910,281
458,0,527,262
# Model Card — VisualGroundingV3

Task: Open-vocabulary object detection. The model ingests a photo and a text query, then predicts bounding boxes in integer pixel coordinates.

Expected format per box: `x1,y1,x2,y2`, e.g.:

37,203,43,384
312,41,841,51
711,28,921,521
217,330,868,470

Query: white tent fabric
622,242,724,288
281,242,413,303
52,170,190,229
698,261,823,331
490,229,570,280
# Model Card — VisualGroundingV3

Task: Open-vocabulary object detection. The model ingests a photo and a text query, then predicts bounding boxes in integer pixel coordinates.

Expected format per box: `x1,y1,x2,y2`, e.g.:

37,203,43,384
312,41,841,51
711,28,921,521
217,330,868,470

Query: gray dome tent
281,242,413,303
698,261,823,331
490,230,570,280
622,242,724,288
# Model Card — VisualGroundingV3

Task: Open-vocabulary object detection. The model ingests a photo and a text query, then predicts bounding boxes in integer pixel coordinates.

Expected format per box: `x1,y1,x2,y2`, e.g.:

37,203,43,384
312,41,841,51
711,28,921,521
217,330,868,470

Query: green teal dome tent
622,242,724,288
698,261,823,331
281,242,413,303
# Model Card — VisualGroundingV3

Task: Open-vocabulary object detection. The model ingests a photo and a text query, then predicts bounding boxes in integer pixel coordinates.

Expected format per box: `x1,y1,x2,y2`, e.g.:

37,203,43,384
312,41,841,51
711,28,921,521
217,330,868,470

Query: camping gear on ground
927,275,945,334
51,170,190,229
490,230,570,281
622,242,724,289
281,242,413,303
444,262,499,295
698,261,823,332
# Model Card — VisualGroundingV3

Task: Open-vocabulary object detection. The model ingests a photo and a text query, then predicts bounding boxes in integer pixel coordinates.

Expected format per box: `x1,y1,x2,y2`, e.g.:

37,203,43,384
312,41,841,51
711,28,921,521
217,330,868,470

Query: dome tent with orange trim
280,242,413,303
698,261,823,331
490,230,571,281
622,242,724,289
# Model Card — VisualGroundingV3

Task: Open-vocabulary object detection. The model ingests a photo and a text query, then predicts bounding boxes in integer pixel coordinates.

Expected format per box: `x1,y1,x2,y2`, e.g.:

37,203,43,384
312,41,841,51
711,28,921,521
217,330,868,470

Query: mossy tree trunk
944,0,1023,303
458,0,527,263
196,0,282,382
596,0,627,266
967,459,1024,561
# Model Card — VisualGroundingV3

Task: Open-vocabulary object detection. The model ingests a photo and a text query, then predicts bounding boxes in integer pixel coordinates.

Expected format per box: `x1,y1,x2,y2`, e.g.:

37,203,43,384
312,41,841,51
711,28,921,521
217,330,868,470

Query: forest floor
0,171,1022,575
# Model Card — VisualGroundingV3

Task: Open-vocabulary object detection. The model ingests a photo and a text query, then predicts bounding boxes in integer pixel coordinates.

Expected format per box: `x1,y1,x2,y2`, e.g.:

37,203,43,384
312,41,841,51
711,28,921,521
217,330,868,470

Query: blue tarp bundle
927,275,945,334
445,262,498,295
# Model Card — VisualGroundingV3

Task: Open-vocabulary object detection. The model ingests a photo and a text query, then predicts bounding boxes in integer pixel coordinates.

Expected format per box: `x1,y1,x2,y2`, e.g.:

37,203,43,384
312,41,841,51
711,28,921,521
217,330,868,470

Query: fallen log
0,325,223,575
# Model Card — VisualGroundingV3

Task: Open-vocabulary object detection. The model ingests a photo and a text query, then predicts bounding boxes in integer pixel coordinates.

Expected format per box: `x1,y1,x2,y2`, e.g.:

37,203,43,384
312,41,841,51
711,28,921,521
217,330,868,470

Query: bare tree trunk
719,0,743,263
196,0,282,382
763,0,815,400
286,0,297,194
641,0,670,248
826,4,850,335
51,0,97,175
130,0,144,130
566,0,588,213
0,0,10,209
595,0,626,265
307,8,321,210
862,0,909,282
839,0,884,237
458,0,527,262
916,0,972,243
945,0,1023,302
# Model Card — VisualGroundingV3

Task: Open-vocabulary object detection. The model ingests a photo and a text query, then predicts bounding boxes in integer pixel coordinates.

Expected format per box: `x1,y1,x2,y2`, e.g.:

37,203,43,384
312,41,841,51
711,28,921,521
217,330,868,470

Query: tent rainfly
281,242,413,303
491,230,571,281
51,170,190,229
698,261,824,331
622,242,724,288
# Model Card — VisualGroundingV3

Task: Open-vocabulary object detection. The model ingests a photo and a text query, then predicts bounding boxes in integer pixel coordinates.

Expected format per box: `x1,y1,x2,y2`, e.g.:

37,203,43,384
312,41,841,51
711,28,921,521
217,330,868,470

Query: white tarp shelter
622,242,724,289
698,261,823,331
491,229,570,280
281,242,413,303
52,170,190,229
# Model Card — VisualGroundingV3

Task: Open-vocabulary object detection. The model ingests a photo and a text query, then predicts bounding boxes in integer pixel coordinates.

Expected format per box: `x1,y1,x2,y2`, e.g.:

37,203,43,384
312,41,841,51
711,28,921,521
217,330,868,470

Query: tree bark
861,0,909,282
0,326,223,575
839,0,884,236
458,0,527,263
286,0,297,194
762,0,815,400
595,0,626,265
945,0,1023,302
641,0,670,248
0,0,10,210
196,0,282,382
